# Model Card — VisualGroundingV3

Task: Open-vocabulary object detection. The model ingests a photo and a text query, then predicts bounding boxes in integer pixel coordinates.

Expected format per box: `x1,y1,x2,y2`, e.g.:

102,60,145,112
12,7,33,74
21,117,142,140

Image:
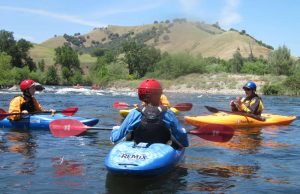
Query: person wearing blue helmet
230,81,264,115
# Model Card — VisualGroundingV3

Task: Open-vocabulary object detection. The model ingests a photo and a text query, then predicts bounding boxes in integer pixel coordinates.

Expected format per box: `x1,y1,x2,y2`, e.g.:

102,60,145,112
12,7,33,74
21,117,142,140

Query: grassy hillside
38,20,272,59
30,20,273,72
29,44,97,72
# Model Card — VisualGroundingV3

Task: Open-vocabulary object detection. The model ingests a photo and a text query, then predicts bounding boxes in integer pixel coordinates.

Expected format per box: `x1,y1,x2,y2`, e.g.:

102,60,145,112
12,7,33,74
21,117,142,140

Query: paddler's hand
21,110,29,115
49,109,56,116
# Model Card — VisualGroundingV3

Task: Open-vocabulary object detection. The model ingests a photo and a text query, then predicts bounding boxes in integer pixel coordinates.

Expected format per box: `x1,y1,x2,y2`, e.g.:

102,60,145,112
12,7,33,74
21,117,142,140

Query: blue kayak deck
0,114,99,130
105,141,185,177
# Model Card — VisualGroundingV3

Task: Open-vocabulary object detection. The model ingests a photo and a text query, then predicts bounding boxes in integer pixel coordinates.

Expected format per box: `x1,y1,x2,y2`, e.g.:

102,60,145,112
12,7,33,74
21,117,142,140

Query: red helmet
20,79,35,92
138,79,162,102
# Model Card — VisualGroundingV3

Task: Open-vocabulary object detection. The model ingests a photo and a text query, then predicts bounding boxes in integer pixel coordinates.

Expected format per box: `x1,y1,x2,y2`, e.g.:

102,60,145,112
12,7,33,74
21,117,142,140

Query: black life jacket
133,105,170,144
15,95,36,112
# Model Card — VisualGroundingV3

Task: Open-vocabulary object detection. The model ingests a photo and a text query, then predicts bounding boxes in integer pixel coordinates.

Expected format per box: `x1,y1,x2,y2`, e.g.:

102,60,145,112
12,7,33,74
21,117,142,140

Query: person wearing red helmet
8,79,49,120
110,79,189,148
230,81,264,115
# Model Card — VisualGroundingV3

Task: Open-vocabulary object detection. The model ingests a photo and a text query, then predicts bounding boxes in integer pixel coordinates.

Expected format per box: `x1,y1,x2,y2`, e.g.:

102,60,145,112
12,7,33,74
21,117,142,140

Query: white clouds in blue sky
0,0,299,56
0,5,105,27
219,0,241,28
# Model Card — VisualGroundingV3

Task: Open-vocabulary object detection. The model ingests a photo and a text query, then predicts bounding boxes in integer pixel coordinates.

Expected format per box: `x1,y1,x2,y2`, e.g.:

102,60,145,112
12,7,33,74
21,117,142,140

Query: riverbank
108,73,287,95
3,73,286,95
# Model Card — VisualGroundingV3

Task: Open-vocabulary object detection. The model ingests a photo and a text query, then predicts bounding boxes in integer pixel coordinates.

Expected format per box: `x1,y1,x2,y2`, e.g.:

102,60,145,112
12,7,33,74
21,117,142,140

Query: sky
1,0,299,57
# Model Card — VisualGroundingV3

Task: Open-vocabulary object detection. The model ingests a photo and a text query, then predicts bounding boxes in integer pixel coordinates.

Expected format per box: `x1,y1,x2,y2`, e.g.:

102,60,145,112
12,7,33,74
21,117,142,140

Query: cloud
178,0,205,18
219,0,241,28
92,0,167,17
0,5,105,27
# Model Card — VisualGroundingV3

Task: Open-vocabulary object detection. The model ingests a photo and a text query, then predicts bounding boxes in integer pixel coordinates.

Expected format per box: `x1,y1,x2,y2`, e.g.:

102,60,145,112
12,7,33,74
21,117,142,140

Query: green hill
30,19,273,69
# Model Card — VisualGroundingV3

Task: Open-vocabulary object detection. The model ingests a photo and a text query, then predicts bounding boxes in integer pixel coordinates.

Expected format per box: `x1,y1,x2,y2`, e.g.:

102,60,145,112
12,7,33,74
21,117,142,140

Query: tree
0,30,35,69
55,45,81,82
38,59,45,72
0,53,13,87
230,49,244,73
122,41,161,78
268,45,294,75
45,65,59,85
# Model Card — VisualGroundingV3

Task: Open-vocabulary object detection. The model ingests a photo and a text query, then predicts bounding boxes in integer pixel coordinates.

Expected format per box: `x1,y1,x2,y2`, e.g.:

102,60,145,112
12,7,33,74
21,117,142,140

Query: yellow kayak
119,107,180,118
184,112,296,128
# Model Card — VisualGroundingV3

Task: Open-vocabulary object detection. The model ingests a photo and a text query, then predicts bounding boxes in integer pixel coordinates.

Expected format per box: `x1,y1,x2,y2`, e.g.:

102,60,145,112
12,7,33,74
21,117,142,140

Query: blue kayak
105,141,185,177
0,114,99,130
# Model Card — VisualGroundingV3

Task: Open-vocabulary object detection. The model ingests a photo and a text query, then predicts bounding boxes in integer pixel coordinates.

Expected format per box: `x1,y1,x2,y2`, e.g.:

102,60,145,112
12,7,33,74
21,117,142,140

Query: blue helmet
243,81,256,91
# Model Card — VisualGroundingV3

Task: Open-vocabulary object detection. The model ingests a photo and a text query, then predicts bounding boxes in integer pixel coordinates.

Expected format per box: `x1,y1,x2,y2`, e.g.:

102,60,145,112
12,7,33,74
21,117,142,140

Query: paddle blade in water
50,119,87,138
0,108,8,120
61,107,78,116
113,101,130,108
189,124,234,142
204,106,219,113
172,103,193,111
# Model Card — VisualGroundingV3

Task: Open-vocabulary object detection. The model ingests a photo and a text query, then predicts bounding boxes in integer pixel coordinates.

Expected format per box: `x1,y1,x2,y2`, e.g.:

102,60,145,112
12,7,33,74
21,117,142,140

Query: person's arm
239,97,260,114
8,97,23,120
163,110,189,147
32,97,44,111
110,109,142,143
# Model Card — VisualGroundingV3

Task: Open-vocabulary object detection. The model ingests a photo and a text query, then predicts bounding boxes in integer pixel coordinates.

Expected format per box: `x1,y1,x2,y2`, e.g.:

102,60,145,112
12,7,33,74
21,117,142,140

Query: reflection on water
180,162,259,192
52,157,84,177
0,128,37,175
105,167,188,194
6,130,36,156
190,126,291,153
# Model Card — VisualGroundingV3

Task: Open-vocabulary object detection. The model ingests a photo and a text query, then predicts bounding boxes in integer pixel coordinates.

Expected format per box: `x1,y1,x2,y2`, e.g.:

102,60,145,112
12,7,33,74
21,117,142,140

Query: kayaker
8,79,54,121
111,79,189,148
230,81,264,115
160,94,170,107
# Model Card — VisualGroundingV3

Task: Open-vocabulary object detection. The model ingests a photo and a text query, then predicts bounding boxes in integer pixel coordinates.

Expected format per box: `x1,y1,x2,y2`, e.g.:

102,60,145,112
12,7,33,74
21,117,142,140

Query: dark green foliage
268,45,294,75
55,45,81,83
283,72,300,95
55,45,80,70
63,34,86,47
38,59,45,72
0,30,35,70
229,49,243,73
89,57,109,84
149,53,206,79
241,61,268,75
262,84,284,95
45,65,59,85
256,40,273,50
0,53,13,87
122,41,161,78
91,48,107,57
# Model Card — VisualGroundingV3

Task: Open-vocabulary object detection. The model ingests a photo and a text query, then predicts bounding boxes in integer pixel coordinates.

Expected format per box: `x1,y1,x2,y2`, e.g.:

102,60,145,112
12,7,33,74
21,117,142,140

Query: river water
0,86,299,193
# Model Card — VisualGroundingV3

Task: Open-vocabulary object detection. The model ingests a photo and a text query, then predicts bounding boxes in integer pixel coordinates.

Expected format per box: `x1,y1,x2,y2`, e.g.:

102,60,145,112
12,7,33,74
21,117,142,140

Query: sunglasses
243,88,251,91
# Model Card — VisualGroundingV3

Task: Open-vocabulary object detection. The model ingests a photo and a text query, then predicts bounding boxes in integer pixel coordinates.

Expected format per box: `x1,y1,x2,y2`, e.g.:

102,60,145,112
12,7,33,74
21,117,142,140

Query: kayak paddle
189,124,234,142
204,106,265,121
50,119,112,137
49,119,234,143
113,101,193,111
0,106,78,120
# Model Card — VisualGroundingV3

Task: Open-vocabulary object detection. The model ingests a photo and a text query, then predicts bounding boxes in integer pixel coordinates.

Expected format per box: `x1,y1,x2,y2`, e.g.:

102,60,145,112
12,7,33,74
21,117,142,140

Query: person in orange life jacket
110,79,189,148
8,79,55,121
138,93,170,108
160,94,170,107
230,81,264,115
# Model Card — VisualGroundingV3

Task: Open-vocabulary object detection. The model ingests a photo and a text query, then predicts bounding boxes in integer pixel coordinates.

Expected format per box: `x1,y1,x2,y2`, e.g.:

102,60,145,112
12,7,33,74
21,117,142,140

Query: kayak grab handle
118,163,139,166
